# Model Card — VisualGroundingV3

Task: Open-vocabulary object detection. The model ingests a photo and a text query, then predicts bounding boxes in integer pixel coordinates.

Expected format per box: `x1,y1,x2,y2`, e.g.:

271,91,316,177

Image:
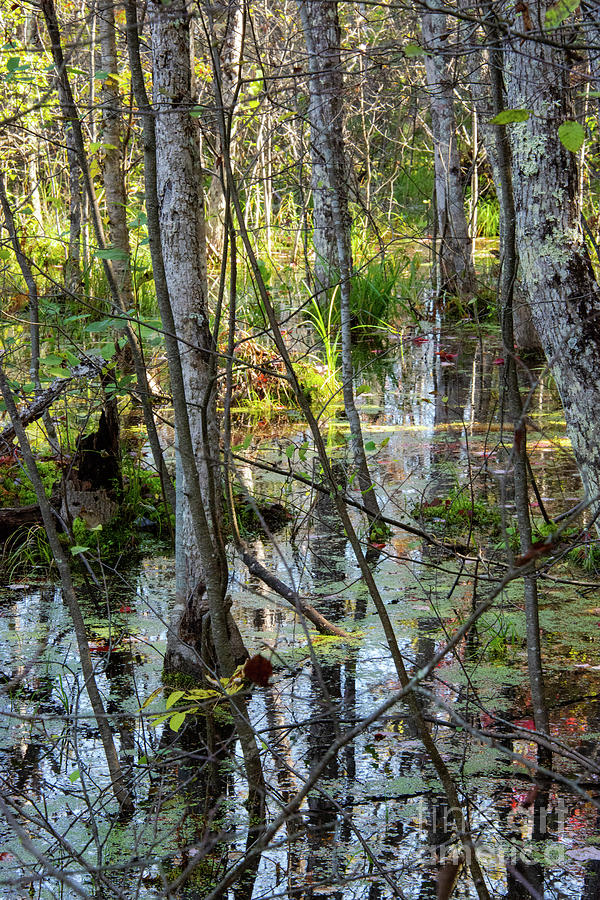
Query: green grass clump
415,489,501,537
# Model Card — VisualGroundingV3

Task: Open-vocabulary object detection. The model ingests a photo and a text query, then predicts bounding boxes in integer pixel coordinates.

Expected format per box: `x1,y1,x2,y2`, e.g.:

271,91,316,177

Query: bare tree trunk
297,0,348,293
422,7,475,297
205,0,244,255
465,21,541,351
41,0,175,519
149,0,241,676
297,0,383,531
65,108,83,294
484,22,551,761
505,0,600,516
98,0,133,300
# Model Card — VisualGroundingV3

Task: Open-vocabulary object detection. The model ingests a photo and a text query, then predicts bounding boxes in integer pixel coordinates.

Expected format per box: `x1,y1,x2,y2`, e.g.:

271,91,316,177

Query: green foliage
490,108,532,125
415,488,501,537
558,120,585,153
350,255,410,334
0,455,60,508
0,524,54,580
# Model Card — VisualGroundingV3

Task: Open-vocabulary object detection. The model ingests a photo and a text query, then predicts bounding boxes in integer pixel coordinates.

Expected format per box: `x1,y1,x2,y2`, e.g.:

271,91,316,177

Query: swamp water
1,334,599,899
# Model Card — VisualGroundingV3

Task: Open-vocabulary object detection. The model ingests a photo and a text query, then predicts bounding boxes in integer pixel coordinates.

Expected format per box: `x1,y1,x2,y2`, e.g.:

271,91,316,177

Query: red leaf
492,357,505,365
412,336,428,345
244,654,273,687
513,718,535,731
119,605,132,613
437,350,458,362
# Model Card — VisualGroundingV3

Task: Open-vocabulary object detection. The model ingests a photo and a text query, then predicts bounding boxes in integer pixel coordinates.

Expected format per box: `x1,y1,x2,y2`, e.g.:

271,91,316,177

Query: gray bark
205,0,244,254
422,7,475,296
465,23,541,350
505,2,600,516
65,96,83,294
297,0,382,528
98,0,133,299
149,0,238,675
484,24,551,757
297,0,349,293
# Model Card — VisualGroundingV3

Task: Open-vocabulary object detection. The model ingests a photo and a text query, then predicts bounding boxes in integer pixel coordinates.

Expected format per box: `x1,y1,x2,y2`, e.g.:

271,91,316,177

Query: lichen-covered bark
505,3,600,511
150,0,232,673
297,0,350,292
422,9,475,297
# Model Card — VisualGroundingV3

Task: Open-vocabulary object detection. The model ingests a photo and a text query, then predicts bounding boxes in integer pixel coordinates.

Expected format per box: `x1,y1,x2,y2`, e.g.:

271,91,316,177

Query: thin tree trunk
98,0,133,299
422,7,475,297
149,0,238,676
484,19,551,762
0,175,58,449
65,118,83,294
297,0,383,531
297,0,347,293
40,0,175,518
205,0,244,255
0,366,131,813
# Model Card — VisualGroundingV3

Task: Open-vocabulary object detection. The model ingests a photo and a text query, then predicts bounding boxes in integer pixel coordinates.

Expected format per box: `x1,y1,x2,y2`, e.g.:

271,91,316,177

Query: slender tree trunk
298,0,383,530
98,0,133,300
41,0,175,518
205,0,244,255
505,0,600,517
422,8,475,297
297,0,348,293
0,175,58,449
0,366,131,812
65,110,83,294
484,23,551,762
149,0,243,676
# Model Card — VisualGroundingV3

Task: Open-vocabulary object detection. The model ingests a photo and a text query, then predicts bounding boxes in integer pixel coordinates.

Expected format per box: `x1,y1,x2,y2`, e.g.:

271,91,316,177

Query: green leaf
490,108,531,125
68,769,80,782
85,318,113,334
355,384,370,395
242,434,252,450
0,249,11,260
169,710,187,732
298,442,308,461
166,690,186,710
285,444,294,459
94,70,110,80
558,120,585,152
96,247,129,261
364,441,377,452
189,105,204,117
545,0,579,29
42,354,65,367
404,43,424,57
7,57,20,72
70,545,89,555
380,437,390,449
